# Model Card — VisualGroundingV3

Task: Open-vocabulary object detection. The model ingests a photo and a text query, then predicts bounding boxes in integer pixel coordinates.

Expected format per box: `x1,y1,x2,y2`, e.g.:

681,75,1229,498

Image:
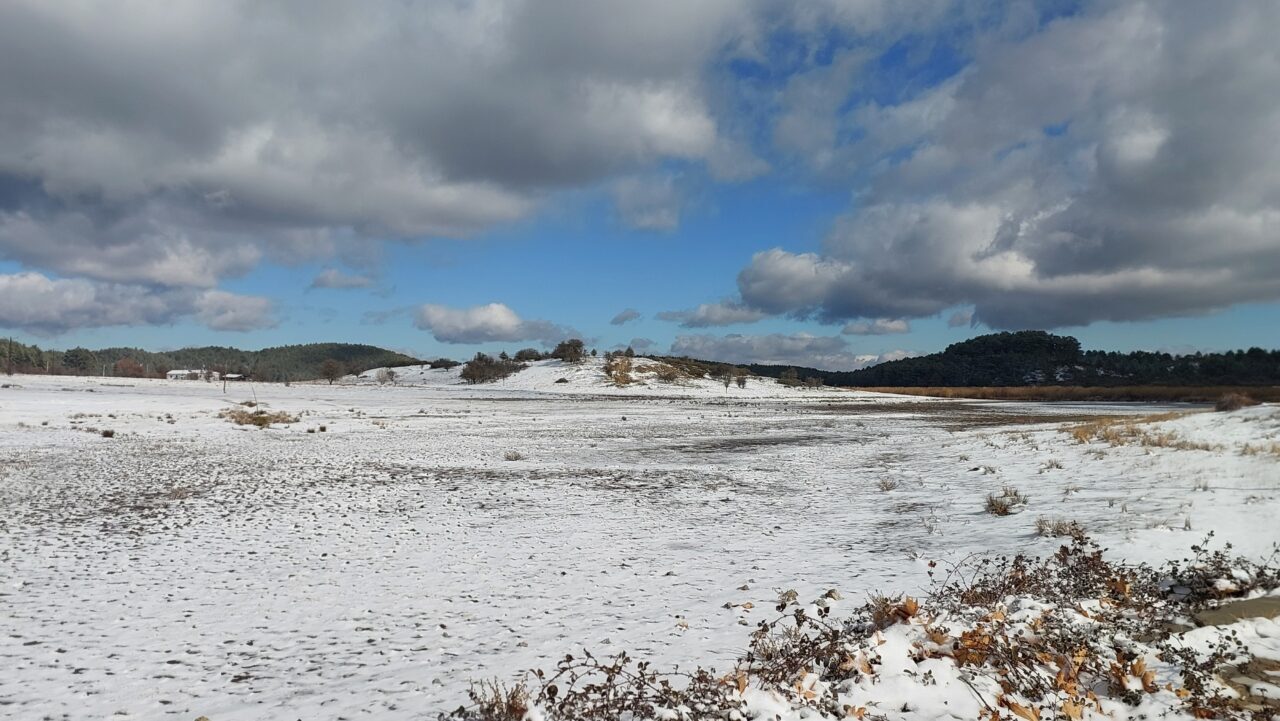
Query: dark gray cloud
610,308,642,326
739,1,1280,329
0,1,769,294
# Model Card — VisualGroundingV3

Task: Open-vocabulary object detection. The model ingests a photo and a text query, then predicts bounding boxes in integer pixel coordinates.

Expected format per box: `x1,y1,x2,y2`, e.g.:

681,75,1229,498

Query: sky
1,0,1278,370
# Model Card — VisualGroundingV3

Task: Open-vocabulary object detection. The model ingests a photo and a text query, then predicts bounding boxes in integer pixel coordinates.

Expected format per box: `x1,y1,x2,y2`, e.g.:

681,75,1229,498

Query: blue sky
1,1,1277,369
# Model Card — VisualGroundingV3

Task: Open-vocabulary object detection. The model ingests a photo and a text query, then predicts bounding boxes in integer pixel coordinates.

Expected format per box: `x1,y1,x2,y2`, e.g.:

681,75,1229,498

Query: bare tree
320,358,344,385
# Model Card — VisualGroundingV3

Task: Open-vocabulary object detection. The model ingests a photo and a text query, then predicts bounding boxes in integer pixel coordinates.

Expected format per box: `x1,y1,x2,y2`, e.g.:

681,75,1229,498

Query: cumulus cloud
0,272,274,334
656,300,769,327
414,302,575,345
195,291,277,332
309,268,375,290
738,2,1280,329
842,318,909,335
0,0,768,291
668,332,903,371
626,337,656,351
610,308,642,325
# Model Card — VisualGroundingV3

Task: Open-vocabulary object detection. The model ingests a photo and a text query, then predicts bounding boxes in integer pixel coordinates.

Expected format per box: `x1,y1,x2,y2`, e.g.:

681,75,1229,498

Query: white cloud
0,272,274,334
738,2,1280,328
414,302,574,345
657,300,769,328
842,318,909,335
0,0,763,291
668,332,897,371
195,291,277,332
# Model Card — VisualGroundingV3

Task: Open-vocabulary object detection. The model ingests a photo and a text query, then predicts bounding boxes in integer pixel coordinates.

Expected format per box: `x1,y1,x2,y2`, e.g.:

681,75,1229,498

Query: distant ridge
679,331,1280,388
2,341,419,382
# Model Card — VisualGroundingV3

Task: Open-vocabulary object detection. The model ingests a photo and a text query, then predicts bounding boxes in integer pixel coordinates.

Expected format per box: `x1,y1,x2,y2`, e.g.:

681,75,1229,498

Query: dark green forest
732,331,1280,387
1,340,419,382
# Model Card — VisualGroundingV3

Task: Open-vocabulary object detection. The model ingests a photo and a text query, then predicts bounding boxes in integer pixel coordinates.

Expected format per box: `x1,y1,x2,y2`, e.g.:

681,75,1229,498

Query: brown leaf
1062,700,1083,720
1004,699,1041,721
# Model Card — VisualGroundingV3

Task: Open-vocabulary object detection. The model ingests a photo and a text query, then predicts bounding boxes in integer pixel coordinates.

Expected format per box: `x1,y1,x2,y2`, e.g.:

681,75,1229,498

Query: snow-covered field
1,359,1277,720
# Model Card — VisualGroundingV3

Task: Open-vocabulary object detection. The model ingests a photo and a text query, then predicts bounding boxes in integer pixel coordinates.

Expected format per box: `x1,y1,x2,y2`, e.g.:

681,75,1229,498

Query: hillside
709,331,1280,388
2,341,419,382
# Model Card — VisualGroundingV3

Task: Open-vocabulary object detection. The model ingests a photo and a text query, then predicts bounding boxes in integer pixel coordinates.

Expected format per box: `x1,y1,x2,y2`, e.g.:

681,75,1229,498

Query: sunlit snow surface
1,359,1277,719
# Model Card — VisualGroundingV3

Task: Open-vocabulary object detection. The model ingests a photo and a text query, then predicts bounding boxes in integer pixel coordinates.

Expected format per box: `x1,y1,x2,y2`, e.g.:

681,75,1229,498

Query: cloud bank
736,1,1280,329
414,303,575,345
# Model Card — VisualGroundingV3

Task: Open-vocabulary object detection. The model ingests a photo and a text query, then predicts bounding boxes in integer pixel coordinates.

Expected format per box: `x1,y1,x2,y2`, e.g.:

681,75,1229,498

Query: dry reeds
858,385,1280,403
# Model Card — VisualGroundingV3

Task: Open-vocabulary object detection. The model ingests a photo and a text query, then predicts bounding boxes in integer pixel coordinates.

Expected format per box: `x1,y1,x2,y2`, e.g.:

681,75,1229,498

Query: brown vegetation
220,407,298,428
1065,413,1217,451
443,535,1278,721
858,385,1280,403
985,486,1028,516
1216,392,1261,412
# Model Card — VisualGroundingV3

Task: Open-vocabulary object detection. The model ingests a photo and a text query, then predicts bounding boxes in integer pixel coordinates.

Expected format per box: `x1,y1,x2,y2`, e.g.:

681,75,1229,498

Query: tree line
1,340,419,383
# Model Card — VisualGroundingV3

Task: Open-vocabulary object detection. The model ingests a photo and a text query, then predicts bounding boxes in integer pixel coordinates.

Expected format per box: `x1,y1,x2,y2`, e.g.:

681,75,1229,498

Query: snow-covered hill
347,356,843,399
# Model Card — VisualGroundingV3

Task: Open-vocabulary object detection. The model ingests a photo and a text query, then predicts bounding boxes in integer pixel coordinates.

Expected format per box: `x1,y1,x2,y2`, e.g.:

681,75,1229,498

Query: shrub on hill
460,353,524,384
551,339,586,363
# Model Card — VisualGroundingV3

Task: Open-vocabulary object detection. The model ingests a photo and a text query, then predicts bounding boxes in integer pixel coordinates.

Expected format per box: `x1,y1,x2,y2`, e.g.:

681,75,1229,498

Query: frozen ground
0,359,1277,720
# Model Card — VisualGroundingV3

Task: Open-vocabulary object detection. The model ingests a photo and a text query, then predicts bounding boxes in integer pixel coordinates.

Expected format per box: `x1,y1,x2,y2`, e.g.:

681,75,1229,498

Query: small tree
114,357,146,378
778,368,801,387
62,347,96,374
514,348,543,362
551,339,586,363
736,374,747,389
320,358,344,385
624,346,636,358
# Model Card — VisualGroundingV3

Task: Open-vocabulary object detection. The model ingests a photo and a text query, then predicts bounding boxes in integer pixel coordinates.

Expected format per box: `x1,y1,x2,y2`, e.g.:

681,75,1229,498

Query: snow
0,364,1277,719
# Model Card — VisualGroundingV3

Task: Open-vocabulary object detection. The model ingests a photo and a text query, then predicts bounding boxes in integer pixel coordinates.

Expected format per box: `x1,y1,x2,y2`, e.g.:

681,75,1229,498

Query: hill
675,331,1280,388
1,341,419,382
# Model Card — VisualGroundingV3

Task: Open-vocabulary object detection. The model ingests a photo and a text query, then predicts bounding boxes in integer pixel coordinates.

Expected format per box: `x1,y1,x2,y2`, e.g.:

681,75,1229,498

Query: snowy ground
0,359,1277,720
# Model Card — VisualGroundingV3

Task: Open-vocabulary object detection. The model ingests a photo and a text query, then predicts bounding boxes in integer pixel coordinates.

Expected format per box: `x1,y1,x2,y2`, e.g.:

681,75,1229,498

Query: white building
166,369,218,381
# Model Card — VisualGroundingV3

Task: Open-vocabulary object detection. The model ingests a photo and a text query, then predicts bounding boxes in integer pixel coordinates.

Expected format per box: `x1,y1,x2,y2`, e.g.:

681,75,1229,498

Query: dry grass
1065,413,1217,451
503,450,525,461
219,408,298,428
1215,392,1260,412
985,486,1028,516
1240,442,1280,457
858,385,1280,403
876,478,901,492
1034,517,1084,537
635,362,687,383
602,356,635,386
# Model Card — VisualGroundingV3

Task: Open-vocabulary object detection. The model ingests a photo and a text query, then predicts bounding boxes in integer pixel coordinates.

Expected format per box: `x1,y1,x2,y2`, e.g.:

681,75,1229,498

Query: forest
0,340,419,383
